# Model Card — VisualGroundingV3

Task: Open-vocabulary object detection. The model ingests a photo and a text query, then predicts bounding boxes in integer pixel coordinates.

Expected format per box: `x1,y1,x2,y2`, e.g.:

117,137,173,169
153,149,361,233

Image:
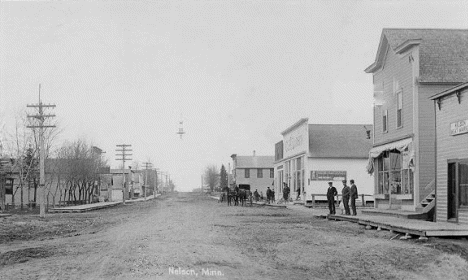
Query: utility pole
142,161,152,200
154,168,160,195
160,171,166,193
27,84,55,218
166,173,169,193
115,144,132,204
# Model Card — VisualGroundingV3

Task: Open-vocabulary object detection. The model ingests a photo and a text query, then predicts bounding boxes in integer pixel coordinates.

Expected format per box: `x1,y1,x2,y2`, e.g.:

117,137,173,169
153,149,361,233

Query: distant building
231,152,274,196
274,119,373,202
365,28,468,212
1,157,110,208
431,82,468,224
109,169,143,201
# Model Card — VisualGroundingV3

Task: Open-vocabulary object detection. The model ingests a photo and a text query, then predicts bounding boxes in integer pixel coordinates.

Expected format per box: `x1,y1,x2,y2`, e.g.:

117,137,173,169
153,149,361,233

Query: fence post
361,194,365,207
311,194,315,208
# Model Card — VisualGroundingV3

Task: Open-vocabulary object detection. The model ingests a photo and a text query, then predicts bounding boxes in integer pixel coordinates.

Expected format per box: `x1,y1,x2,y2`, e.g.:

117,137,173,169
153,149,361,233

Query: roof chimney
253,150,256,157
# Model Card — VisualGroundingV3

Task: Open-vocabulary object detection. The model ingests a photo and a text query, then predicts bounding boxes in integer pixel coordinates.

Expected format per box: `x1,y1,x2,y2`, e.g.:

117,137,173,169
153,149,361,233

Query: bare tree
3,112,38,209
204,165,219,192
53,139,105,205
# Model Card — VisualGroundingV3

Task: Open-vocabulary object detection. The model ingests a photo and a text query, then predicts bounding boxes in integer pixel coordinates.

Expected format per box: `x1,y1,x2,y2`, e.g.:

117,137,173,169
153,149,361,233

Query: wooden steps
418,190,436,213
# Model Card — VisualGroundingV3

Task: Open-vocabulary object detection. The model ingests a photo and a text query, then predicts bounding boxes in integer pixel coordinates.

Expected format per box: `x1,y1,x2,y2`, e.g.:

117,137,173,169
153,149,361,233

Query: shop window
401,169,414,195
377,151,413,195
294,157,304,193
270,168,274,178
245,169,250,178
390,152,402,194
257,168,263,178
377,152,390,194
285,161,291,188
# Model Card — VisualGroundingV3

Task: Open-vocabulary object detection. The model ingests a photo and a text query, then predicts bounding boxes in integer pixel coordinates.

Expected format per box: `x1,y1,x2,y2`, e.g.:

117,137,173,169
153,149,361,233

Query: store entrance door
447,160,468,221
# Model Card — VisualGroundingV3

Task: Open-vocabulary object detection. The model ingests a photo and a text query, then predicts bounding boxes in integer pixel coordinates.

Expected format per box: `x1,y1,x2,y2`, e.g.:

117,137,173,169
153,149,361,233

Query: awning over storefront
366,137,413,174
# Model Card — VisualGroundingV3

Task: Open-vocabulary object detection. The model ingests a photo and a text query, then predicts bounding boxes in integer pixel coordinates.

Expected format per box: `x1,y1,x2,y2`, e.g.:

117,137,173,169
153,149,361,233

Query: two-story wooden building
365,29,468,212
231,153,274,196
431,82,468,224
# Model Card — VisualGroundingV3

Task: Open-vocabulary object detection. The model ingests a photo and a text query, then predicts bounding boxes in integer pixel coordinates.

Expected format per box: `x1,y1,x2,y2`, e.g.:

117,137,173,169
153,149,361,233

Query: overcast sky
1,0,467,191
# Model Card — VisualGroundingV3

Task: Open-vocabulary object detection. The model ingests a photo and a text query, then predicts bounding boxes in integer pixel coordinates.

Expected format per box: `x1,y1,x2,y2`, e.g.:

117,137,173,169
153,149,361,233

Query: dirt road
1,193,468,280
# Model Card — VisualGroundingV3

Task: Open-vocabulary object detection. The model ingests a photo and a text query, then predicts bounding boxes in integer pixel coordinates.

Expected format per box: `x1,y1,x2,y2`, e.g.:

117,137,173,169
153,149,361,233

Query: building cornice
430,82,468,100
394,39,421,54
281,118,308,135
365,35,389,73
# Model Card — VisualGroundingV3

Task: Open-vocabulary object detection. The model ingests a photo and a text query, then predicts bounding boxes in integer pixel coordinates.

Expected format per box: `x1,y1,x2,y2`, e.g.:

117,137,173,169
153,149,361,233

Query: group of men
252,187,276,203
326,179,358,216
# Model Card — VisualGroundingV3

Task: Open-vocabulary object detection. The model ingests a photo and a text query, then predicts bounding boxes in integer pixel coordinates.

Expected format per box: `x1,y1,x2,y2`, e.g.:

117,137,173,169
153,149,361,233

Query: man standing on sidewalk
283,182,290,203
266,187,272,204
326,182,338,214
341,180,351,215
350,179,358,216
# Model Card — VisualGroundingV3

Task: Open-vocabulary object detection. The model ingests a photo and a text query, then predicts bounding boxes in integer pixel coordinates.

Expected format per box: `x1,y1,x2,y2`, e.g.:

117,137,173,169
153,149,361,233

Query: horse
227,191,237,206
237,189,246,206
237,189,252,206
218,192,226,203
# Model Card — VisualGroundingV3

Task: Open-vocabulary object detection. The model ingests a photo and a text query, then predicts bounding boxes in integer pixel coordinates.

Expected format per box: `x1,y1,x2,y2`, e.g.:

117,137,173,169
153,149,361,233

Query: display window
377,150,413,195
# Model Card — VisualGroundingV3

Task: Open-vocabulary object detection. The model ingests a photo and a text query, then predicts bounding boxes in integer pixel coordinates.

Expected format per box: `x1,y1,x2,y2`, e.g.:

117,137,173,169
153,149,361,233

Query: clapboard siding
373,47,414,146
435,87,468,223
418,84,453,203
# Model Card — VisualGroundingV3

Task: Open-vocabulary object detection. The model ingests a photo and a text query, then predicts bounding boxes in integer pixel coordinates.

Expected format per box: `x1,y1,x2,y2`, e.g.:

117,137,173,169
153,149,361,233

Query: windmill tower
176,120,185,139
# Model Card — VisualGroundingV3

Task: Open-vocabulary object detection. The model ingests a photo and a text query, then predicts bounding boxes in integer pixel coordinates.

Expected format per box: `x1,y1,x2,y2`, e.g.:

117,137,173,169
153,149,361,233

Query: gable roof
308,124,373,158
366,29,468,83
235,156,274,168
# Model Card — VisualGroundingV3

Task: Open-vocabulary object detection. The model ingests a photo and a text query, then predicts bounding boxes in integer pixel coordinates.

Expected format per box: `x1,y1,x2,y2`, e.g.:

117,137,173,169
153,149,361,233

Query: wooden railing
309,193,373,208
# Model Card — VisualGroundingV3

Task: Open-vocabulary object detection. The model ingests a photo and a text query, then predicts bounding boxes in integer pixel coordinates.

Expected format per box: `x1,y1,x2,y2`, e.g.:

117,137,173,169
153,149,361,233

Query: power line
142,161,152,200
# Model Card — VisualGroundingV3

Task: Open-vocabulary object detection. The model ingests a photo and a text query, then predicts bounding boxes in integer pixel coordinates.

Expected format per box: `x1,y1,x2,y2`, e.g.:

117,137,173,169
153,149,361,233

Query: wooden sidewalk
48,201,122,213
48,194,161,213
326,213,468,237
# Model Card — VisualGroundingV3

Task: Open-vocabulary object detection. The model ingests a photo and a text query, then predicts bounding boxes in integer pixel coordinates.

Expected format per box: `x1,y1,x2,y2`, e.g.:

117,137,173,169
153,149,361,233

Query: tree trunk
20,180,23,210
0,177,5,211
73,185,77,205
11,183,15,208
78,184,83,204
33,178,38,208
28,180,31,209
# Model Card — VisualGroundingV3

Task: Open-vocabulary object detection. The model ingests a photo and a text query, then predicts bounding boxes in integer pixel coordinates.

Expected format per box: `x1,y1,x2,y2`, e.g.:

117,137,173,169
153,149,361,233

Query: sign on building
450,119,468,136
310,171,347,181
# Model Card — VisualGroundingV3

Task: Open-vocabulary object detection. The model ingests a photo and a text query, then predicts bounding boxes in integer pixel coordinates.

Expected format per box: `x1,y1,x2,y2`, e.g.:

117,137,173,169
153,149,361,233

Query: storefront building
431,82,468,224
274,119,374,202
365,28,468,212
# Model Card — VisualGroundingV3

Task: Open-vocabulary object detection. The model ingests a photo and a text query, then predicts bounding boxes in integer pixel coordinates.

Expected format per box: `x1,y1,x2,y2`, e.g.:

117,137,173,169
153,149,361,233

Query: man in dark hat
266,187,272,204
283,182,290,203
253,189,260,202
350,179,359,216
326,182,338,214
341,180,351,215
